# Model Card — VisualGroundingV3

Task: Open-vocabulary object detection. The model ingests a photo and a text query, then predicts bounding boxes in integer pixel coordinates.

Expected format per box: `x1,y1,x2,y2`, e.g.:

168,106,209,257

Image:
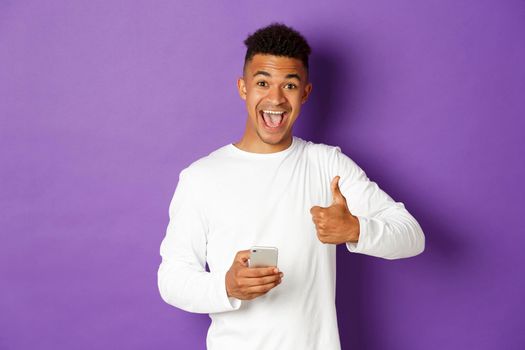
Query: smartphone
248,246,278,268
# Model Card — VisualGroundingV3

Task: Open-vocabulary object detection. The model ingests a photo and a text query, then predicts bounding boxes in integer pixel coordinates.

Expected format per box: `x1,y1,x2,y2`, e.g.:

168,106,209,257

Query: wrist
225,271,233,298
347,214,360,243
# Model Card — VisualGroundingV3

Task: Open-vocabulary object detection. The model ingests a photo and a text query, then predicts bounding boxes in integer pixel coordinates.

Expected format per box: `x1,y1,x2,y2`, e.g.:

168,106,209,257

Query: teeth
262,110,285,115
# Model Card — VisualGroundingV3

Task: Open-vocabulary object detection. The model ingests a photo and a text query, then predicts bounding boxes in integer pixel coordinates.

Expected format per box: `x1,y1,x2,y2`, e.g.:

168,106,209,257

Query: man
157,22,425,349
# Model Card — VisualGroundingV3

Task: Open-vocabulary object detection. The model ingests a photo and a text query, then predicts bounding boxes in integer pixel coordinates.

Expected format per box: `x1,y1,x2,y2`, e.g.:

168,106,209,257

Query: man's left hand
310,176,360,244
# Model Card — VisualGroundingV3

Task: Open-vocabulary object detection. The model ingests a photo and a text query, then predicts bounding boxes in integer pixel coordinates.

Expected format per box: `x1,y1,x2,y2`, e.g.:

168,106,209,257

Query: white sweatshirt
157,136,425,350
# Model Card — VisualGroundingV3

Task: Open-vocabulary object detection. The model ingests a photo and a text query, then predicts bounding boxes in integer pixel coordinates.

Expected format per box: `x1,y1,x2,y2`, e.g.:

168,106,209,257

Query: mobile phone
248,246,278,268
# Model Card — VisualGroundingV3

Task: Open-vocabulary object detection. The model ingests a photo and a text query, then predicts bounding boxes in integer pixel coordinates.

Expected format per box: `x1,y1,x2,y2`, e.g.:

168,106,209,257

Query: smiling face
236,54,313,153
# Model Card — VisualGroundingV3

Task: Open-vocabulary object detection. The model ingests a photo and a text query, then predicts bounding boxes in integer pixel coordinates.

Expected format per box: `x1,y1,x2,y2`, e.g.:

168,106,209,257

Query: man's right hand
225,250,284,300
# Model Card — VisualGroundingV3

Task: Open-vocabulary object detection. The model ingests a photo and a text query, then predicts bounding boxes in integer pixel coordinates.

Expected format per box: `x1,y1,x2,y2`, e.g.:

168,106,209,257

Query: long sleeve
332,146,425,259
157,168,242,313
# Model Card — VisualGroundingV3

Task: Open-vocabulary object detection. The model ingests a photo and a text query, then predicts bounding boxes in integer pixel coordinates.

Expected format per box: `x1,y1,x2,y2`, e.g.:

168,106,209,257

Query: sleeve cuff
213,268,242,312
346,215,368,253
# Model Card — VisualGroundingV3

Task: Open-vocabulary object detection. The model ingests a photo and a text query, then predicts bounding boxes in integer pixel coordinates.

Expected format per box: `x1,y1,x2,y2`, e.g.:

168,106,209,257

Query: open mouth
259,110,288,130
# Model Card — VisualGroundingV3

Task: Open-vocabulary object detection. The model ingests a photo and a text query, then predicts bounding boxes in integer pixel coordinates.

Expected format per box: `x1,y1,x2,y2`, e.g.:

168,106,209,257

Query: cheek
246,93,263,109
289,99,303,114
287,92,303,106
245,97,259,120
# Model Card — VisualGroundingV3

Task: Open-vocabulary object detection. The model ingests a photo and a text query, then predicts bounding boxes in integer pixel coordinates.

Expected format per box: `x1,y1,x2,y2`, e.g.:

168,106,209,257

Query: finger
244,280,281,294
245,291,270,300
246,293,265,300
241,273,283,287
310,206,322,215
240,266,279,277
331,175,347,205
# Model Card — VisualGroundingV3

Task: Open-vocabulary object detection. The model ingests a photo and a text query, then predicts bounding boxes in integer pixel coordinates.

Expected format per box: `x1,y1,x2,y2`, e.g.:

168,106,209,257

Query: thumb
331,176,347,205
235,250,251,265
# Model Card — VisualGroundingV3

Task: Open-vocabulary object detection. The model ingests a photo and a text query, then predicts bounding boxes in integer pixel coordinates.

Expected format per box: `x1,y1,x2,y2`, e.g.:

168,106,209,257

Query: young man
157,23,425,350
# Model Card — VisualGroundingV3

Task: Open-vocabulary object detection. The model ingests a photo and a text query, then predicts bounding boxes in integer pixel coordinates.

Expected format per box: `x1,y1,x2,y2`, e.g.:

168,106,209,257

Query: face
237,54,313,148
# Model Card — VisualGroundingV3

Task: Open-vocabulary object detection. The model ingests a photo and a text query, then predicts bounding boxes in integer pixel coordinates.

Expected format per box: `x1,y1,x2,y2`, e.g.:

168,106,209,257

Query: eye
284,83,297,89
256,81,268,87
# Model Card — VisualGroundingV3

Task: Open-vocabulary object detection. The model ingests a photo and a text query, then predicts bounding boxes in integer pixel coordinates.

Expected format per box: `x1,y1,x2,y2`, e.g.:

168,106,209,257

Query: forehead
245,54,306,78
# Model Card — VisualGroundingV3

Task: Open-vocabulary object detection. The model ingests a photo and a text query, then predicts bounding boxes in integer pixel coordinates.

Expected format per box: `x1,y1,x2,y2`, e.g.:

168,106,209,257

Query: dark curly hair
243,22,311,76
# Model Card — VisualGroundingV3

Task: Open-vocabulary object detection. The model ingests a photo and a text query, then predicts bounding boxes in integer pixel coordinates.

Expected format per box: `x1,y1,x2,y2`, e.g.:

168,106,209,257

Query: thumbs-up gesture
310,176,360,244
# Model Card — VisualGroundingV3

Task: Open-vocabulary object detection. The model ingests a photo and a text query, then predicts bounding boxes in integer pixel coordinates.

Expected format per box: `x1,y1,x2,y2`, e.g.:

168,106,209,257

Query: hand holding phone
225,249,283,301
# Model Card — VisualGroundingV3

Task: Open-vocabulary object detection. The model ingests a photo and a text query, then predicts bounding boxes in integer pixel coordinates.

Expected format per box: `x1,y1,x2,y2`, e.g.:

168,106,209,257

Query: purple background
1,1,524,349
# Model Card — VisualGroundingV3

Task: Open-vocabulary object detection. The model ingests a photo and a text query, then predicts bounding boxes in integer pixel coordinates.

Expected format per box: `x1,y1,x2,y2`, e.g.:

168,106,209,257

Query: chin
258,131,289,146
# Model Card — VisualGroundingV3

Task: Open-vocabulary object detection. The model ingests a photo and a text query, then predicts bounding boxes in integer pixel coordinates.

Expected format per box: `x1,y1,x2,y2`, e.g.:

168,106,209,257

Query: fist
310,176,360,244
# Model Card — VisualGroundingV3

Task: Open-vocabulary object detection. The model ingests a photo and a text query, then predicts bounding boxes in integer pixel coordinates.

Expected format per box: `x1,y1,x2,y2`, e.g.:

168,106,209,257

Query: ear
237,77,247,101
301,82,313,104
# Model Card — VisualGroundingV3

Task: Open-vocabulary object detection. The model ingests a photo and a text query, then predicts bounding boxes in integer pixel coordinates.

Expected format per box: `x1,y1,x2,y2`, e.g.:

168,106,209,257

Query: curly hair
243,22,311,75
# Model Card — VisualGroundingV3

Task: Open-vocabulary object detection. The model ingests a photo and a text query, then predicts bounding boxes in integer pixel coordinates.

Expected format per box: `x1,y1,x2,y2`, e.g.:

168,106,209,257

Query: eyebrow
253,70,302,82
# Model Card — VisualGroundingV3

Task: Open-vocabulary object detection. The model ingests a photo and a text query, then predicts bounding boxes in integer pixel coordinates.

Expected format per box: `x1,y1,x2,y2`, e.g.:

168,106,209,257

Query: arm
333,147,425,259
157,168,242,313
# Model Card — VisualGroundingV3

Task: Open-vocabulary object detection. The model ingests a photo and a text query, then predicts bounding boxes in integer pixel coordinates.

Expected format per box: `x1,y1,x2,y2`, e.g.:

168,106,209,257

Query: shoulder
297,137,362,175
176,143,232,185
297,137,343,161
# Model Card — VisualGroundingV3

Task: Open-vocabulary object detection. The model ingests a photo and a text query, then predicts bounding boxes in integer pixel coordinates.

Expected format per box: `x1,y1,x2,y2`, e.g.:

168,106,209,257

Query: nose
266,86,286,105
